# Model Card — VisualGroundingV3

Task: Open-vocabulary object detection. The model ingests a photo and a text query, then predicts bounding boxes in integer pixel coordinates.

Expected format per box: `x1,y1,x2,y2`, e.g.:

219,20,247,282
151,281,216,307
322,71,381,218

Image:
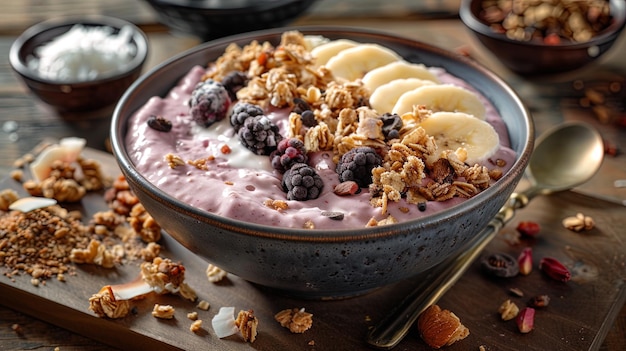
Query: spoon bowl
527,122,604,194
367,121,604,349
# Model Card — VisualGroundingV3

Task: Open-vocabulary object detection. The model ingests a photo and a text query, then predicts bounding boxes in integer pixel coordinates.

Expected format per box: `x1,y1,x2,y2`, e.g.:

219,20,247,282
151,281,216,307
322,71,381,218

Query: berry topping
281,163,324,201
300,110,318,127
237,115,283,155
335,146,382,188
189,79,231,127
380,113,403,140
292,97,311,114
147,115,172,132
270,138,308,173
221,71,249,101
229,102,265,131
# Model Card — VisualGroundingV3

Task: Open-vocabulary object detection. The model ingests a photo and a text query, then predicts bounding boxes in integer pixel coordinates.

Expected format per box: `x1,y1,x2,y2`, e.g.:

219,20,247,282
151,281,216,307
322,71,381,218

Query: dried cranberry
516,221,540,237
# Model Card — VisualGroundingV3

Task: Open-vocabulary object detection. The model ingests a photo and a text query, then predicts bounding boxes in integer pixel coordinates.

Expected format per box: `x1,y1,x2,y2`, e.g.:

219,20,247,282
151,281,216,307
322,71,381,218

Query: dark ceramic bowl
9,16,148,113
111,27,533,298
460,0,626,75
143,0,318,41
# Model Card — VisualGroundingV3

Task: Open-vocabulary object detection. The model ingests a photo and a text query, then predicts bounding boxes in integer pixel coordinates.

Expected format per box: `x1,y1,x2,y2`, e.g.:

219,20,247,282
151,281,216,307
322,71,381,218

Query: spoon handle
366,194,525,349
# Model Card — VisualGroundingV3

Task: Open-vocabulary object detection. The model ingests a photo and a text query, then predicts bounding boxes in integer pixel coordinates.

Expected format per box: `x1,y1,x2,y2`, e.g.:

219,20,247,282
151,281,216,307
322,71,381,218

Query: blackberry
380,113,403,140
238,115,283,155
270,138,308,173
336,146,382,188
221,71,249,101
189,79,231,127
282,163,324,201
229,102,265,131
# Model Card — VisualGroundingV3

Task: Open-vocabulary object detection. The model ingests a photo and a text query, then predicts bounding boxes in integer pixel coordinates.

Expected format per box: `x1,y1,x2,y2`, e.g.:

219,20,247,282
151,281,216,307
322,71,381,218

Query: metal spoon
366,121,604,349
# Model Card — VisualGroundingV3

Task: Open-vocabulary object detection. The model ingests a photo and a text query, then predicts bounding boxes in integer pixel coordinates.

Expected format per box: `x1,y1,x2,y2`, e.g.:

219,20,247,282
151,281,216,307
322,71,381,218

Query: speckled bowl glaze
111,27,534,298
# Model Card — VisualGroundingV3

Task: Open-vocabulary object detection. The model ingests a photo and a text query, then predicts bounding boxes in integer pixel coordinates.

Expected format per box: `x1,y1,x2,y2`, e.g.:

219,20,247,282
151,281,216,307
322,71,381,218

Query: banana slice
419,111,500,165
392,84,486,120
325,43,402,81
310,39,358,68
369,78,436,114
362,61,440,92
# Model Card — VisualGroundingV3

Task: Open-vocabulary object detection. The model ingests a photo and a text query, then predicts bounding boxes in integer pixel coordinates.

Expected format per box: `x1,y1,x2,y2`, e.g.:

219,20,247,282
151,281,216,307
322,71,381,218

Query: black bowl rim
459,0,626,48
9,15,149,86
144,0,314,13
111,25,534,241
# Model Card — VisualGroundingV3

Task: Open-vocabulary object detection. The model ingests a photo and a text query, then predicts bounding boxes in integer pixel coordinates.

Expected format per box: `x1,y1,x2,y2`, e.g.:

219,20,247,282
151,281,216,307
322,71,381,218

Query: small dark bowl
9,16,148,113
460,0,626,75
111,27,533,298
143,0,318,41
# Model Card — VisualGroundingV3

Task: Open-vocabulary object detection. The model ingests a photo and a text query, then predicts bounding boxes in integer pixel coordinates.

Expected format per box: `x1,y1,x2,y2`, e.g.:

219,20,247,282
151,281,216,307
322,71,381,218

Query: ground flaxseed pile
1,150,162,283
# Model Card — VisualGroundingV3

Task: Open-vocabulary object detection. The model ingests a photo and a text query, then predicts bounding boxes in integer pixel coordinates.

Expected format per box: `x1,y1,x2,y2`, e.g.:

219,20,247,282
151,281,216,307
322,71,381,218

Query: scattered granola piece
498,299,519,321
11,323,23,335
152,304,176,319
140,257,197,301
562,212,595,232
197,300,210,311
164,153,186,169
188,311,199,320
274,307,313,333
264,199,289,211
0,189,19,210
206,264,227,283
89,286,131,319
190,319,203,333
235,309,259,343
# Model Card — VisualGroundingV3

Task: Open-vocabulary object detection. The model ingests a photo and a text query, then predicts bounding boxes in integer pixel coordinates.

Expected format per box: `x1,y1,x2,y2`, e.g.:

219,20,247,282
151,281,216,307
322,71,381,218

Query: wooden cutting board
1,147,625,351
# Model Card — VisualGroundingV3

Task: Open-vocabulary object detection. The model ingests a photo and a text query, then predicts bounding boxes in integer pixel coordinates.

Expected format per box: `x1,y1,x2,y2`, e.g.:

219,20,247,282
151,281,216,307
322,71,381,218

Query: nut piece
562,212,595,232
152,304,176,319
206,264,227,283
498,299,520,321
235,309,258,343
417,305,470,349
275,307,313,333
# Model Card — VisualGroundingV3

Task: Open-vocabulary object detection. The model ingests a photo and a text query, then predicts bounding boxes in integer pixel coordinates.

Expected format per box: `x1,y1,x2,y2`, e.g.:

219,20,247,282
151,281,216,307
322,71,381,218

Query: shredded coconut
28,24,137,82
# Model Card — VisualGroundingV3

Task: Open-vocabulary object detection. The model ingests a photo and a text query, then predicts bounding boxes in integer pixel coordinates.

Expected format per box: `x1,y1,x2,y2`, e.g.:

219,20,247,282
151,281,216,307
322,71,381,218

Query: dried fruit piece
417,305,470,349
529,295,551,308
539,257,571,282
481,252,519,278
516,307,535,334
518,247,533,276
333,181,360,196
516,221,540,237
147,115,172,132
498,299,519,321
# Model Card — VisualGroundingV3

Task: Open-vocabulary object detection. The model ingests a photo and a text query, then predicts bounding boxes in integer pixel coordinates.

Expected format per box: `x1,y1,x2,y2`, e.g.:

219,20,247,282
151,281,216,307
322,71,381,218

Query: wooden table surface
1,1,625,350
